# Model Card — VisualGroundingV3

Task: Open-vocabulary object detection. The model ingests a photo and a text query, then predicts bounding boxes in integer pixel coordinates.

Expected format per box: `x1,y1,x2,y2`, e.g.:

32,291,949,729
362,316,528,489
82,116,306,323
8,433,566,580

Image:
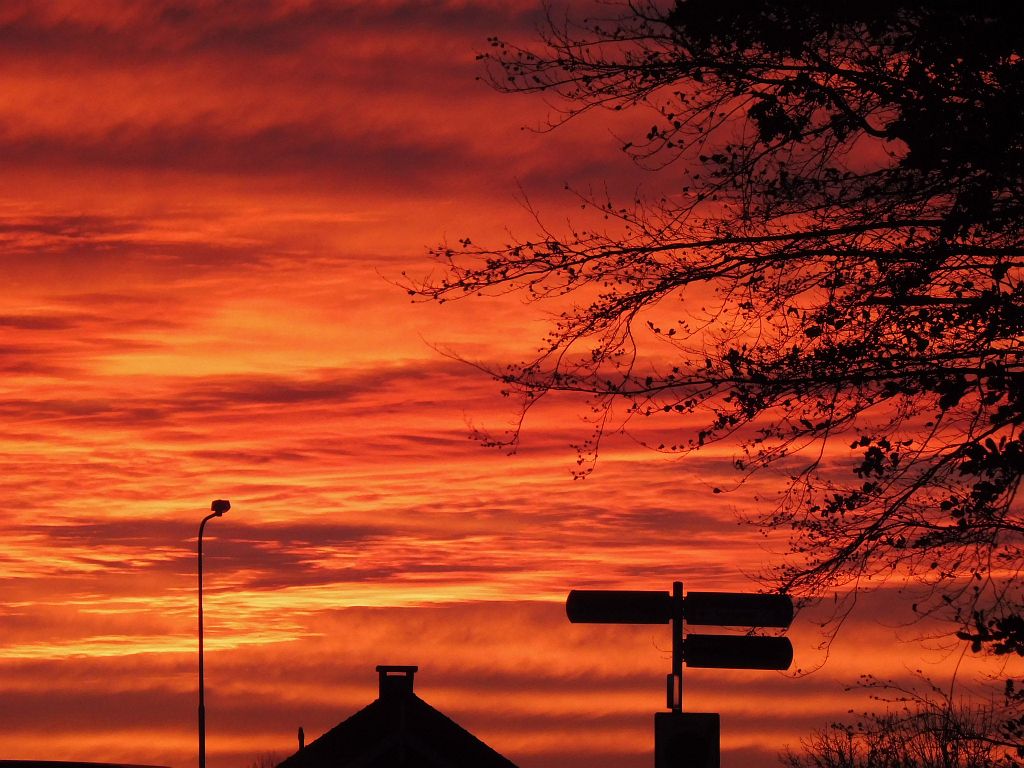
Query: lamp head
211,499,231,515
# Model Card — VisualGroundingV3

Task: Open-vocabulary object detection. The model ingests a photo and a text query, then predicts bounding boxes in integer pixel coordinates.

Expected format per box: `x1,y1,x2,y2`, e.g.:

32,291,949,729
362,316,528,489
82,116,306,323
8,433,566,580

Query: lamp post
199,499,230,768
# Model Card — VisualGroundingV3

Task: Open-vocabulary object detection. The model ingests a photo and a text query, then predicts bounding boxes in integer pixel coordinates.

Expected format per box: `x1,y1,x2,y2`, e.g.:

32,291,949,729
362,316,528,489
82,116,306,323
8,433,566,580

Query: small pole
670,580,683,712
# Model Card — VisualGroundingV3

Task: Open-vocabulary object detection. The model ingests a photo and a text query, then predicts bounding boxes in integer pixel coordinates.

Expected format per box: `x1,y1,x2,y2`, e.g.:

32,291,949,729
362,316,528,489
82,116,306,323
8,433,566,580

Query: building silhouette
275,666,518,768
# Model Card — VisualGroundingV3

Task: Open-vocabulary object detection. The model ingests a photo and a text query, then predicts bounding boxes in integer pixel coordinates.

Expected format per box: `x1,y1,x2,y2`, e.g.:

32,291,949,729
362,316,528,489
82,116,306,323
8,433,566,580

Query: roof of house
275,666,518,768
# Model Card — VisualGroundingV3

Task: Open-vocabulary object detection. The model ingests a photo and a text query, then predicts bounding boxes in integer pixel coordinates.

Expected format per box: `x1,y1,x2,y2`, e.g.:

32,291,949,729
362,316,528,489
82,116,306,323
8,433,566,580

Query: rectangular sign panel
565,589,672,624
684,592,793,628
655,712,720,768
683,634,793,670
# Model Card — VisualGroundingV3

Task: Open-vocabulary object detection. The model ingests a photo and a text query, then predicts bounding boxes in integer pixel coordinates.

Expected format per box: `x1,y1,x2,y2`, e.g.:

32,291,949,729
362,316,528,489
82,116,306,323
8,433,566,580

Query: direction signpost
566,581,794,768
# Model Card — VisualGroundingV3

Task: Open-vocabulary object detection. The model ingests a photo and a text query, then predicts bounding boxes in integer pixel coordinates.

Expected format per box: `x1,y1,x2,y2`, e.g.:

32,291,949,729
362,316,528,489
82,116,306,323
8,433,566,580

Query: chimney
377,665,418,699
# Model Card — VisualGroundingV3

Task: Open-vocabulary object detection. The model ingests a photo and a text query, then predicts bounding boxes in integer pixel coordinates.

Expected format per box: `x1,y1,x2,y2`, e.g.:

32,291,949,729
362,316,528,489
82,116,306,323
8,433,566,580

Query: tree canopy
410,0,1024,660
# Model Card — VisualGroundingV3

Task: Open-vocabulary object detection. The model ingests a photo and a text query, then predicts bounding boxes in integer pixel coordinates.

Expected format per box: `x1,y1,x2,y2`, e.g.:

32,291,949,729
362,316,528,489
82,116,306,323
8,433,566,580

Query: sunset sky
0,3,1003,767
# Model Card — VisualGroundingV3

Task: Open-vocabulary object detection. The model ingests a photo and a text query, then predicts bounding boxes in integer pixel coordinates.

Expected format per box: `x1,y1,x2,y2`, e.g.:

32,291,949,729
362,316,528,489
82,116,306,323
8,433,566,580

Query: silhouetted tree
410,0,1024,662
782,712,1018,768
781,677,1023,767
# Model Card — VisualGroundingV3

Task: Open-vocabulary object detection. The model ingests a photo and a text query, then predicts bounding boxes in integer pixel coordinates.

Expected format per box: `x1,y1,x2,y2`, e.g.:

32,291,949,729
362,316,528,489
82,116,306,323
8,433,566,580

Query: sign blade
683,633,793,670
566,589,672,624
684,592,793,628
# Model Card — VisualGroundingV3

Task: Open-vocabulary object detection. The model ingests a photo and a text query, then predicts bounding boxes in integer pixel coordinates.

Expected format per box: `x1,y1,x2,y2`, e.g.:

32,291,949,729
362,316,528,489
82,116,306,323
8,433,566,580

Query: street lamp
199,499,230,768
